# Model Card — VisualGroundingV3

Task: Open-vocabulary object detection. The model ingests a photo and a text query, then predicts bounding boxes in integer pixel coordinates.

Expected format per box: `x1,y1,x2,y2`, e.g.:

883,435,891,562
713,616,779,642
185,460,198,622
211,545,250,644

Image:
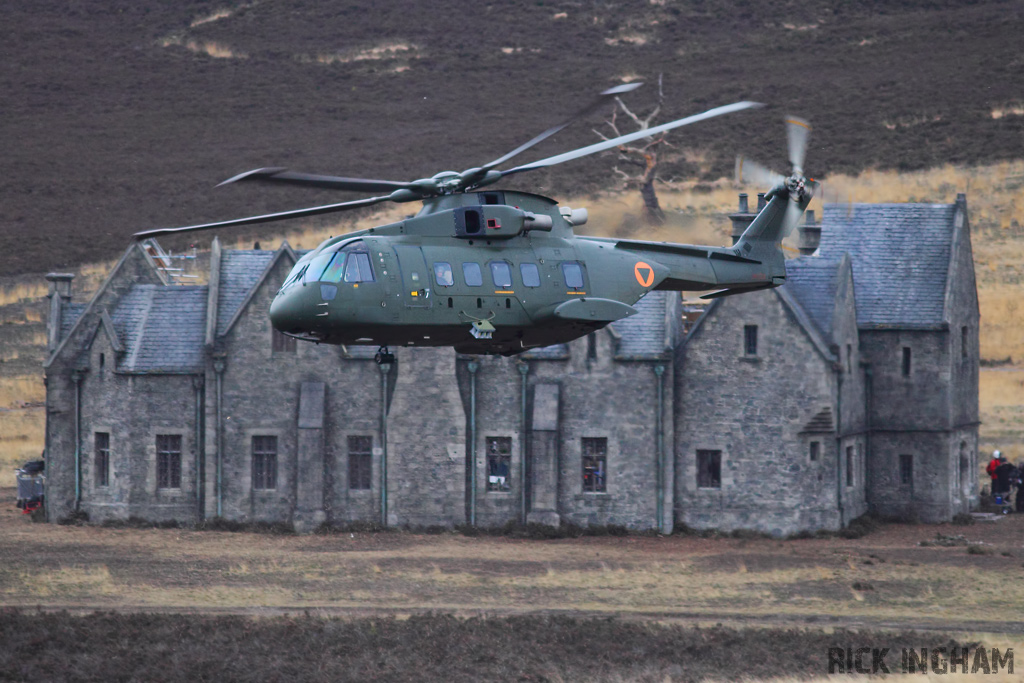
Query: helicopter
135,84,816,362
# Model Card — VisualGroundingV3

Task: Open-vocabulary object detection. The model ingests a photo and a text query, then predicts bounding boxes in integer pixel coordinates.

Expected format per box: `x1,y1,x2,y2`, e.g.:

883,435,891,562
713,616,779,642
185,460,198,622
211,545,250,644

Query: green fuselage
270,190,789,356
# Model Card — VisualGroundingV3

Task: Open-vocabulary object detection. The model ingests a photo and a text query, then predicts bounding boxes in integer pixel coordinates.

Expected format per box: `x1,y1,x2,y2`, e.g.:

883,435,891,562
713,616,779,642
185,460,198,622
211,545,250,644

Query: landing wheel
374,346,396,366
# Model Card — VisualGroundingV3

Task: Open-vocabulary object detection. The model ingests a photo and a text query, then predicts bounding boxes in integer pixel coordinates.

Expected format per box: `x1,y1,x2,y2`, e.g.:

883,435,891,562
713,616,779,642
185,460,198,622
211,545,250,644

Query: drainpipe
193,375,205,520
467,360,479,526
379,360,392,526
518,362,529,524
863,365,873,513
72,370,83,511
653,365,665,532
213,358,225,518
835,367,845,527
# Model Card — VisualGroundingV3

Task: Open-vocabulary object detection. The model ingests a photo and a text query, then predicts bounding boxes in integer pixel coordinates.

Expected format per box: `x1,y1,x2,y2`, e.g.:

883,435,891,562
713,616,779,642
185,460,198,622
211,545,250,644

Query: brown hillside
3,0,1024,275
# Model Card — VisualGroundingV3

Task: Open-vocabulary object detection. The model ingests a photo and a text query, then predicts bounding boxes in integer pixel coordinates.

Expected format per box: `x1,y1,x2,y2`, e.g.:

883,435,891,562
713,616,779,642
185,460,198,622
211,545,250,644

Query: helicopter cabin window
320,252,347,283
462,262,483,287
490,261,513,289
344,252,375,283
433,262,454,287
520,263,541,288
562,262,584,290
305,251,334,284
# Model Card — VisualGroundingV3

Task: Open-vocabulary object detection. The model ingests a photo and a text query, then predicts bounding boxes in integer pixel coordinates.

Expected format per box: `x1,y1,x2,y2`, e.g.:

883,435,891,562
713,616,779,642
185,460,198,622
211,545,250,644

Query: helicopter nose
269,290,304,334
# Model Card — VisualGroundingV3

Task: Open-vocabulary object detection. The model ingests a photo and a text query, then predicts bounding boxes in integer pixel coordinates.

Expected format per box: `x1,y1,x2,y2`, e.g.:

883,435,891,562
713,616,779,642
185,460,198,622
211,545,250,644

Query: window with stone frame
697,449,721,489
272,329,296,353
809,441,820,462
348,435,373,490
486,437,512,492
251,435,278,490
899,454,913,487
95,432,110,487
846,445,855,487
582,437,607,492
156,434,182,490
744,325,758,356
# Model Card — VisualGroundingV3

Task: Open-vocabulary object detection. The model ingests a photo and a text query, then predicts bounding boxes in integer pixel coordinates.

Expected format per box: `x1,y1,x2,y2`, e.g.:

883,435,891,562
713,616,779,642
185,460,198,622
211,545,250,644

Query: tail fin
733,181,815,277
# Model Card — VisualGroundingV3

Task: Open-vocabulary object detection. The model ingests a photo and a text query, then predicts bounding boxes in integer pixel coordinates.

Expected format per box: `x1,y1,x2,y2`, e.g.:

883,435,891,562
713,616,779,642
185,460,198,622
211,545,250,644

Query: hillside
3,0,1024,275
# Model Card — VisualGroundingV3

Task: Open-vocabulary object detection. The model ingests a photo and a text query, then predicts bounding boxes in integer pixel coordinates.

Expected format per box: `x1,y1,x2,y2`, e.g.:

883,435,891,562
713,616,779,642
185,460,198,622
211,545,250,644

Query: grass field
1,504,1022,681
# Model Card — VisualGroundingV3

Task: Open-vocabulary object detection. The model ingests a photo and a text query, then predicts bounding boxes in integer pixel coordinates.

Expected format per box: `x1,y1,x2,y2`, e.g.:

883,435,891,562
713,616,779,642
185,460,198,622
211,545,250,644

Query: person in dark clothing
993,457,1015,499
1015,461,1024,513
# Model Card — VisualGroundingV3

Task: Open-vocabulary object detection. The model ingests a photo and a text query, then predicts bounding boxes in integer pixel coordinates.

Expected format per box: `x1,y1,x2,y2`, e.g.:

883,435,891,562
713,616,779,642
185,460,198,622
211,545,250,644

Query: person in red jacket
986,450,1002,496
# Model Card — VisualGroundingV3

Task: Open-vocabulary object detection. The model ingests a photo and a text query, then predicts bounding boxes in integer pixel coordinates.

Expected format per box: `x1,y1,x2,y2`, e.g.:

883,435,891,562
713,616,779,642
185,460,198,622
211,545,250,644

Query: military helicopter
135,84,815,361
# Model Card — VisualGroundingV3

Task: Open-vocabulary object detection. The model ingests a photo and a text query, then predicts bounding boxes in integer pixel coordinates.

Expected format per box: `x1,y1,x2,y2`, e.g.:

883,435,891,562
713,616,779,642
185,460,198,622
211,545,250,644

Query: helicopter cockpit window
320,252,347,283
562,262,585,289
282,263,308,291
520,263,541,288
305,251,335,285
490,261,513,289
462,262,483,287
433,262,454,287
343,252,375,283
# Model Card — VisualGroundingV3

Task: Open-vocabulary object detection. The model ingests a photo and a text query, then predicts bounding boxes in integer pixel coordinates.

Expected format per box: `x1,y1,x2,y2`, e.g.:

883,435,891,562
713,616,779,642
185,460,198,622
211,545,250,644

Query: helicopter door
395,245,432,308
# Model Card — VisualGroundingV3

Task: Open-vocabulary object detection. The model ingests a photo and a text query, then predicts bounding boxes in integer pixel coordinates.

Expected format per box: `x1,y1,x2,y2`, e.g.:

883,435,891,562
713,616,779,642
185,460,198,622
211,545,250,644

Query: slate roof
610,290,670,358
783,258,841,341
216,250,276,337
818,203,954,328
111,284,208,373
60,303,87,343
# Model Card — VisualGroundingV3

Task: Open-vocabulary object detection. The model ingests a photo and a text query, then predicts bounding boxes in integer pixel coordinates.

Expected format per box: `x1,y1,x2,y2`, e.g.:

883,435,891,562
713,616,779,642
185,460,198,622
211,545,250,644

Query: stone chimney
796,209,821,256
45,273,74,352
728,193,758,245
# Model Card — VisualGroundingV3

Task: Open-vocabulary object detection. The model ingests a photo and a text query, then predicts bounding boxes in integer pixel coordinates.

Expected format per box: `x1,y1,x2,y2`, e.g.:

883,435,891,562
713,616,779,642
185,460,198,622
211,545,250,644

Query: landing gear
374,346,396,366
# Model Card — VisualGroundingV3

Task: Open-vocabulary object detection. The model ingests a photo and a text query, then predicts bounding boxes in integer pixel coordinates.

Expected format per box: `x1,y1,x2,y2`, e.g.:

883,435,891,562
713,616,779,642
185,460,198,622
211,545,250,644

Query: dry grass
159,36,247,59
309,42,421,65
0,406,45,486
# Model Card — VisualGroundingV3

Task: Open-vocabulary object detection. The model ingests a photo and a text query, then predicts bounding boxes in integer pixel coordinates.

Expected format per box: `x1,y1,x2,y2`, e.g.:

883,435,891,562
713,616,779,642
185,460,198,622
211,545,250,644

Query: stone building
41,195,979,533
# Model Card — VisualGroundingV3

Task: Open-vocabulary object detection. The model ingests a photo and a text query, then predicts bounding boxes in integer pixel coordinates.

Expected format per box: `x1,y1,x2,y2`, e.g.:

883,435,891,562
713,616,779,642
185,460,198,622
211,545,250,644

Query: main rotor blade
500,100,763,177
480,82,643,171
218,167,416,193
133,195,393,239
785,115,810,175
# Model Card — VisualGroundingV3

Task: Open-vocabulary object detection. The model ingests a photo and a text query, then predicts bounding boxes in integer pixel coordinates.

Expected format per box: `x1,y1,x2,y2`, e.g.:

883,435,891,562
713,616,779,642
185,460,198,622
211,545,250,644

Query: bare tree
595,74,670,225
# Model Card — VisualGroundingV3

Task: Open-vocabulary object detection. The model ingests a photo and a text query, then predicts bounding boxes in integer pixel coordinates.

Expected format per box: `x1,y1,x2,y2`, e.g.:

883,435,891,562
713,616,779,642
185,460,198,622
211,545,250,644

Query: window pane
95,432,110,488
520,263,540,287
562,262,584,289
486,437,512,492
744,325,758,355
582,437,607,492
321,252,347,283
462,262,482,287
433,262,454,287
697,450,721,489
490,261,512,288
348,435,373,490
156,434,182,490
304,252,334,284
252,435,278,490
